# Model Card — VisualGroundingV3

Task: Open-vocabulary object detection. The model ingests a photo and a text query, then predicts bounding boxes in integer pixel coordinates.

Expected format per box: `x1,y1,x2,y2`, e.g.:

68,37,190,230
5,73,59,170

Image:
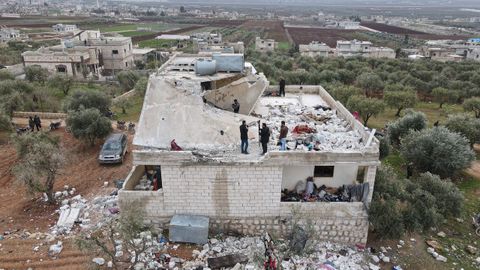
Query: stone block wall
119,164,372,244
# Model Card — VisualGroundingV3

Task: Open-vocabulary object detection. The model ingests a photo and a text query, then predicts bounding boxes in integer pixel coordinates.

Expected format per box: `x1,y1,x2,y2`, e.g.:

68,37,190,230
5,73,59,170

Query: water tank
195,59,217,76
212,53,244,73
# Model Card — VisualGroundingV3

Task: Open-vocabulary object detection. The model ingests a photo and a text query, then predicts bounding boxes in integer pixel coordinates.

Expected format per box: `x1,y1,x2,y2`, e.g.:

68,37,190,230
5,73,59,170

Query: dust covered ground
0,128,133,269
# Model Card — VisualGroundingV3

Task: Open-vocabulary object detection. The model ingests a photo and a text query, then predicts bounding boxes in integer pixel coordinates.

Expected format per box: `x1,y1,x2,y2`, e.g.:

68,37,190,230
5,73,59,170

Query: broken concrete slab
207,254,248,269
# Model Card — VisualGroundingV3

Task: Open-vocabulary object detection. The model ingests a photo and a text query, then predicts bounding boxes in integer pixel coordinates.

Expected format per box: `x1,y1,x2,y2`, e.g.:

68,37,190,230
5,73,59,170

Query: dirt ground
286,27,365,47
466,144,480,180
0,128,133,269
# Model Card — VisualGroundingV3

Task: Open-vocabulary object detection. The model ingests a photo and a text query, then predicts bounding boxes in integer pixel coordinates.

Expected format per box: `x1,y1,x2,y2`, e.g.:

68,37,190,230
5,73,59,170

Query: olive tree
328,85,361,105
347,95,385,126
400,127,475,178
387,110,427,146
24,65,49,84
66,108,112,146
384,90,417,117
12,132,64,204
445,114,480,146
134,77,148,97
356,72,384,97
0,69,14,81
431,87,458,108
463,97,480,118
117,70,140,91
64,89,111,115
48,74,74,95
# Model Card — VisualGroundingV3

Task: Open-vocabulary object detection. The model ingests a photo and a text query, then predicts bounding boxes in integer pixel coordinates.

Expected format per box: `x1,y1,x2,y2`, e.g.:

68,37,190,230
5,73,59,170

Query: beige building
0,27,20,43
255,37,277,52
336,40,395,58
196,41,245,54
83,36,134,74
22,45,100,79
299,41,333,57
118,53,379,245
22,32,134,77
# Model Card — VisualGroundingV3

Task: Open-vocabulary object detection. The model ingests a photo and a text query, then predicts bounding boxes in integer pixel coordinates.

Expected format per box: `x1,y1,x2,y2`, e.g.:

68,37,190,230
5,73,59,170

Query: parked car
98,133,128,164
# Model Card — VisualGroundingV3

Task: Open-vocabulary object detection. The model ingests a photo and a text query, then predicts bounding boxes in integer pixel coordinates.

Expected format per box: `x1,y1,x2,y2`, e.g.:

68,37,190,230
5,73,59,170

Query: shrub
64,89,111,115
400,127,475,178
24,65,49,84
445,113,480,146
134,77,148,97
463,97,480,118
66,108,112,146
117,70,140,91
378,136,390,159
0,69,15,81
369,198,405,239
387,110,427,146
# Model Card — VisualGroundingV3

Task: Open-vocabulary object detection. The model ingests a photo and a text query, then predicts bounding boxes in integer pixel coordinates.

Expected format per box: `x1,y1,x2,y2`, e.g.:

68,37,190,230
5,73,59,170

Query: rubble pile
281,181,369,203
50,190,120,236
134,176,154,191
104,234,371,270
257,100,364,152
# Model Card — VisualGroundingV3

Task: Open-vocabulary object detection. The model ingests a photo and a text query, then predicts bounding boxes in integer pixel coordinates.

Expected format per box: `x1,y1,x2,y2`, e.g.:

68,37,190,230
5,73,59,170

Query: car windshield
103,141,121,151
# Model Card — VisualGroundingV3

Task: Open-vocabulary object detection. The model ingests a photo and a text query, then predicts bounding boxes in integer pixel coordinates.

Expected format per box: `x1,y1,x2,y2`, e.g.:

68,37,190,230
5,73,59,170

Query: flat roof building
118,53,380,245
336,40,395,59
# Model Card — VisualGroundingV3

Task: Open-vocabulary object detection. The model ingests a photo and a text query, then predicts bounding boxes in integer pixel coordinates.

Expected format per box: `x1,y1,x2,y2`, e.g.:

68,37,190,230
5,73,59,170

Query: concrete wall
119,161,377,244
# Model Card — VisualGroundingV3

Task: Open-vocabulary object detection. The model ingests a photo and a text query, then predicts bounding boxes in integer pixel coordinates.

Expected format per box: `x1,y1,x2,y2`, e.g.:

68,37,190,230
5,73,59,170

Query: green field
369,102,464,130
90,23,189,35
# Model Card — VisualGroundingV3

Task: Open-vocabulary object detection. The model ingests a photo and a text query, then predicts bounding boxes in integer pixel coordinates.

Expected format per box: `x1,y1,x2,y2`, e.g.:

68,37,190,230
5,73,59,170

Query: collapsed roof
133,53,372,155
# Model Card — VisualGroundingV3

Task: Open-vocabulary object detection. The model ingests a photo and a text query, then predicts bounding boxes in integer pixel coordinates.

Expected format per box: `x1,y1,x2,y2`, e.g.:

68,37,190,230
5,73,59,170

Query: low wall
118,188,369,244
13,111,67,119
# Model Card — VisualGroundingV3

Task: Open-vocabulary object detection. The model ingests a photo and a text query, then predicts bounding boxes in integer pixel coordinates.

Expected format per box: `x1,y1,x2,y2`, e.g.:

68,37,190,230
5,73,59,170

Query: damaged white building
118,52,379,245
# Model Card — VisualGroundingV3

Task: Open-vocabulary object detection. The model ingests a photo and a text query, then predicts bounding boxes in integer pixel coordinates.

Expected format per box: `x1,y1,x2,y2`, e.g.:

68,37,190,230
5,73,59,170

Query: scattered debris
48,241,63,256
466,245,478,255
437,231,446,238
207,254,249,269
92,257,105,265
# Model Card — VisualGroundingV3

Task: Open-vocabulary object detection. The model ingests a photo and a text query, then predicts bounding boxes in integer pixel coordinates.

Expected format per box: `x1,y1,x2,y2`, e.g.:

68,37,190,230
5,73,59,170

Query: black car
98,133,128,164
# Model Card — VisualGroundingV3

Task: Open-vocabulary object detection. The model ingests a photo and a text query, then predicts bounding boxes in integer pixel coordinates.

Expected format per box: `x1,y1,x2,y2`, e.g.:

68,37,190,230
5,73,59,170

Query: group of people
28,115,42,132
239,120,289,155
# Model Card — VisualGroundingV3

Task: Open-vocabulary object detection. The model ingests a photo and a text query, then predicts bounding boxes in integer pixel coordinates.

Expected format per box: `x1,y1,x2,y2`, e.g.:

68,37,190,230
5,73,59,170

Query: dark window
56,65,66,73
125,62,128,67
112,50,119,55
314,166,334,177
356,166,367,183
124,48,126,53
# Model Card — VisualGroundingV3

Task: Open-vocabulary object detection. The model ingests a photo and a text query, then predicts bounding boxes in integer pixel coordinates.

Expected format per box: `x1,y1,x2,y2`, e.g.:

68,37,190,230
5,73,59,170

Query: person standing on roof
279,121,288,151
279,78,286,97
232,99,240,113
240,120,249,154
260,123,270,155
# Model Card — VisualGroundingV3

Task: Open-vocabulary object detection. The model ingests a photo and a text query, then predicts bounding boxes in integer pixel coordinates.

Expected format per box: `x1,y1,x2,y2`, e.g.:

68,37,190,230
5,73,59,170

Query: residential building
338,21,361,29
196,41,245,54
255,37,277,52
52,24,78,33
192,32,222,45
21,32,134,77
0,27,20,43
22,45,100,78
299,41,333,57
79,36,134,74
336,40,395,58
118,53,379,245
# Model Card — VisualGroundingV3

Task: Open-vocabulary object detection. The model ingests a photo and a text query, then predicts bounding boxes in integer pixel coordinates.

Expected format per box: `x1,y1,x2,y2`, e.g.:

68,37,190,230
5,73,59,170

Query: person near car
33,115,41,131
240,120,249,154
279,121,288,151
260,123,270,155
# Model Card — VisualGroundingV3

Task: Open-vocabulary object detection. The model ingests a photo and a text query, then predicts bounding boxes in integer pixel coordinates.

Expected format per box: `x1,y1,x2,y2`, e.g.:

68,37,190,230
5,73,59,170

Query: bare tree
12,132,64,204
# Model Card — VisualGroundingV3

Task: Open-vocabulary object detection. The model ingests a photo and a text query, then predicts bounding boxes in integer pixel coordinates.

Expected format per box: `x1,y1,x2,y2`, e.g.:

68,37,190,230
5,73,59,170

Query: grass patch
277,41,291,50
382,150,406,177
369,102,464,130
111,95,144,122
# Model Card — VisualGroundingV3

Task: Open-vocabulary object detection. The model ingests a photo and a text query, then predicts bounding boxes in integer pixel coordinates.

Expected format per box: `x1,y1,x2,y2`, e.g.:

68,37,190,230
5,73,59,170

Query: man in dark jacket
260,123,270,155
279,78,286,97
240,120,249,154
232,99,240,113
28,116,35,132
33,115,41,131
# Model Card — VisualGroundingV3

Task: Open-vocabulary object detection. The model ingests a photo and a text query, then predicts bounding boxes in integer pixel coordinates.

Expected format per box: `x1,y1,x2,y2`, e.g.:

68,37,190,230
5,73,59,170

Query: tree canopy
346,96,385,126
66,108,113,146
